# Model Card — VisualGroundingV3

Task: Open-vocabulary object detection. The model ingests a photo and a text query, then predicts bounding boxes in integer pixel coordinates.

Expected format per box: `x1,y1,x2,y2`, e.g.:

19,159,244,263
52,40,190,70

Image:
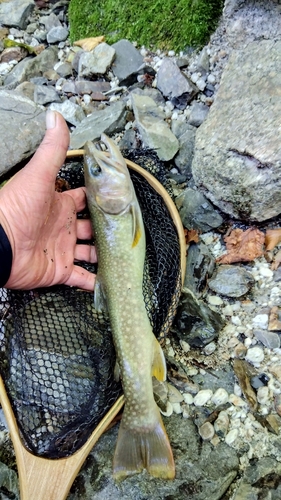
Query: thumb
26,110,70,182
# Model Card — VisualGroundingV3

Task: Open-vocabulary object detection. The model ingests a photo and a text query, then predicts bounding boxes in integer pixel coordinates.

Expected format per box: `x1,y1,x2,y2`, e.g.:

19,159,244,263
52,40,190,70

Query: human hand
0,110,96,291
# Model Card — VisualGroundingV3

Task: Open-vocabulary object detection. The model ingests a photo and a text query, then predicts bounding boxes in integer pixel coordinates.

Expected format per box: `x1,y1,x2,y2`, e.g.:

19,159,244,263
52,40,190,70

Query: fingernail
46,109,57,129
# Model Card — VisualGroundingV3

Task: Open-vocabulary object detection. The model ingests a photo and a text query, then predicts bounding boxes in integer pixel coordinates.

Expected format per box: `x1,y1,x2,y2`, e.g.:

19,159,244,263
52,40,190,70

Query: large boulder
192,40,281,221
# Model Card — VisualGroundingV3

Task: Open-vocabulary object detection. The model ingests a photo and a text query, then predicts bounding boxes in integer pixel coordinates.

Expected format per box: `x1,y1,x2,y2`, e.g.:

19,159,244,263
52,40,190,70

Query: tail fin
113,406,175,481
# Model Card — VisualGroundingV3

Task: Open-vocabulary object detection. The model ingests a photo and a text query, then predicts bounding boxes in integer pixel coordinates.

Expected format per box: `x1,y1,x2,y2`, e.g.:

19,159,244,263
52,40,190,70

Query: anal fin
152,337,167,382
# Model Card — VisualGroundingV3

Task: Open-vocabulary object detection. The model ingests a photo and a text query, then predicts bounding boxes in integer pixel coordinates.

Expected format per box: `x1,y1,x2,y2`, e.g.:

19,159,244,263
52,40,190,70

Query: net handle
66,150,186,285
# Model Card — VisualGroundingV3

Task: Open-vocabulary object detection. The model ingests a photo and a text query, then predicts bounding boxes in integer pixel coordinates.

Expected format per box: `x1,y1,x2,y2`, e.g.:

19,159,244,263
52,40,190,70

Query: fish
84,134,175,480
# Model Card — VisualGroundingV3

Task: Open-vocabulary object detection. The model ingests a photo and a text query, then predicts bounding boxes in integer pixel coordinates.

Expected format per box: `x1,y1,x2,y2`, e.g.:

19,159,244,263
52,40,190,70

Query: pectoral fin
152,338,167,382
131,201,143,248
94,275,107,312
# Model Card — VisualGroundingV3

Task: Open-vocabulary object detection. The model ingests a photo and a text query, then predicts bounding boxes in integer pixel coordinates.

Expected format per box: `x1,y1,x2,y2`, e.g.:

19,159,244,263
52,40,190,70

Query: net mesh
0,150,182,459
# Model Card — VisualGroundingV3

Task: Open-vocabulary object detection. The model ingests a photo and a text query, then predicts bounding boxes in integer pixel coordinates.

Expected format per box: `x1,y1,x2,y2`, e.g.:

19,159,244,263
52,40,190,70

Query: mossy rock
68,0,224,52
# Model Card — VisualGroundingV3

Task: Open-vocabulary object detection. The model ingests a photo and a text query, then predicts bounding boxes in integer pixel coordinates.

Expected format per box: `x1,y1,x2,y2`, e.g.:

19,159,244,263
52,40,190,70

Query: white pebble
225,428,239,445
193,389,213,406
203,342,216,355
160,401,173,417
222,304,234,316
211,388,229,406
259,267,273,278
252,314,268,330
196,77,206,91
183,393,194,405
199,422,215,440
231,316,242,326
0,62,12,75
207,295,224,306
180,340,190,353
245,346,265,365
172,402,182,414
207,74,216,84
257,386,269,405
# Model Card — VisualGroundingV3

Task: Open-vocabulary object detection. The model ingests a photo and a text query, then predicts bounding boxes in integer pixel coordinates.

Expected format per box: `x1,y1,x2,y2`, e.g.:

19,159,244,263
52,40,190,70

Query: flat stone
192,40,281,221
175,187,223,232
188,101,209,127
0,0,34,30
253,329,280,349
70,100,127,149
34,84,61,105
47,26,69,44
208,265,254,298
131,92,179,161
4,46,58,88
78,43,115,77
112,39,143,84
75,80,111,95
0,90,45,177
50,99,85,127
157,58,198,109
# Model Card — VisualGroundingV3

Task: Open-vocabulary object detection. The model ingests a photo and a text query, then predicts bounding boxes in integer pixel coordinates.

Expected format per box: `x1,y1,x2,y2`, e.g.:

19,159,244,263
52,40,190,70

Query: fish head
84,134,134,215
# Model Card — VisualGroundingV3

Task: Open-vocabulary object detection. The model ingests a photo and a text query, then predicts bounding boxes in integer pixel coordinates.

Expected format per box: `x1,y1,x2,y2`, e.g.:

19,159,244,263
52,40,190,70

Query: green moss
68,0,223,52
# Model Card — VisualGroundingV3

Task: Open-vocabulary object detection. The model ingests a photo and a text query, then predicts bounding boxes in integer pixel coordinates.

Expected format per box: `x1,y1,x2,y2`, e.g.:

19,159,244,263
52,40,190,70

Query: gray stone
0,0,34,30
175,287,225,347
67,414,238,500
0,461,19,498
184,241,215,296
55,62,72,78
173,125,196,179
15,81,36,101
49,99,85,127
208,265,254,298
129,87,166,107
157,58,198,109
78,43,115,77
0,90,45,177
111,39,143,84
175,187,223,232
70,100,127,149
131,92,179,161
188,102,209,127
253,330,280,349
192,40,281,221
75,80,111,95
4,46,58,88
34,84,61,105
47,26,69,44
232,457,281,500
40,13,61,31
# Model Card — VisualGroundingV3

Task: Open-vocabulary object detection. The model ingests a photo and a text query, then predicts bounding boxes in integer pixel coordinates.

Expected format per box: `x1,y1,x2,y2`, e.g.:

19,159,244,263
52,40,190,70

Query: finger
65,187,88,213
26,111,70,183
64,265,96,291
76,219,93,240
74,244,97,263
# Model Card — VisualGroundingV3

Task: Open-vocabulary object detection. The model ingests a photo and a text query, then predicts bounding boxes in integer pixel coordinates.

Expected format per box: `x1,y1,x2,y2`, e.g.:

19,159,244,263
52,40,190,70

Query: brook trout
84,135,175,480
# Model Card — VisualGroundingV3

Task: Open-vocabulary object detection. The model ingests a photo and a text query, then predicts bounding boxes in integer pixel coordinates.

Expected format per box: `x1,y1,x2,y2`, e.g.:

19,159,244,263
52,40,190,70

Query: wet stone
208,265,254,298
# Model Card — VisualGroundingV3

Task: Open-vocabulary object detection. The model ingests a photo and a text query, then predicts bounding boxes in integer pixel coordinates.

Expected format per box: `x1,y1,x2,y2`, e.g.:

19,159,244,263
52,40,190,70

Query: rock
78,43,115,77
75,80,111,95
253,329,280,349
252,314,269,330
184,241,215,296
232,457,281,500
70,100,127,149
214,411,230,437
233,359,258,412
0,90,45,177
0,0,34,30
131,92,179,161
175,187,223,232
34,84,61,105
193,389,213,406
175,287,225,347
47,26,69,44
4,46,58,88
0,461,19,497
212,388,229,406
188,101,209,127
192,40,281,221
55,62,72,78
199,421,215,440
49,99,85,127
40,12,61,31
208,265,254,298
0,46,28,64
245,347,265,365
156,58,198,109
172,123,196,179
111,39,144,85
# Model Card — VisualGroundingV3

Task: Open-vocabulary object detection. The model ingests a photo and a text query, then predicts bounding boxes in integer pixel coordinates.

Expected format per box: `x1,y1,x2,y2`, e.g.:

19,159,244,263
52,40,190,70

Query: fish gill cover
0,150,182,458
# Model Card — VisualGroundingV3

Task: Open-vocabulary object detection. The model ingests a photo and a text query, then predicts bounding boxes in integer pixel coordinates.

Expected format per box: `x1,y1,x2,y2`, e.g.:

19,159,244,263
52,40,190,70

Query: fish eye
90,165,101,176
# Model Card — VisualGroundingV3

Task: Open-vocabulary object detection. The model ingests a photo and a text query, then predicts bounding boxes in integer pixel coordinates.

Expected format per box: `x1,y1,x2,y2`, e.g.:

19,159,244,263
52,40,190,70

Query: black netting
0,151,182,459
